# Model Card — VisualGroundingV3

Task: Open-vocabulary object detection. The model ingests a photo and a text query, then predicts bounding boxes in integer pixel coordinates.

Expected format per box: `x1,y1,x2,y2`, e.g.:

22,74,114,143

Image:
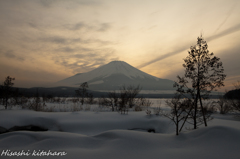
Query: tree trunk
198,93,207,126
176,116,179,135
81,97,84,105
5,97,8,109
179,103,194,132
112,103,114,112
194,91,199,129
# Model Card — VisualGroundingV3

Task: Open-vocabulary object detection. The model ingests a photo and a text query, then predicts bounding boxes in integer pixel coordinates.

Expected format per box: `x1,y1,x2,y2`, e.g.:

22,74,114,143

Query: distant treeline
224,89,240,99
15,86,221,99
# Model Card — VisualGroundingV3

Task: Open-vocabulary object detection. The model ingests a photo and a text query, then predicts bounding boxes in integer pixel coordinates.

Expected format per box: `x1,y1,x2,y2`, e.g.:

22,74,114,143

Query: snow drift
0,110,240,159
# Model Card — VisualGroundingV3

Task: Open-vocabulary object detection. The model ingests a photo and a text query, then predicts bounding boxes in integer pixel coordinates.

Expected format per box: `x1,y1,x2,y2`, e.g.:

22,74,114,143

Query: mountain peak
92,60,151,79
105,61,130,68
108,60,125,64
58,60,175,90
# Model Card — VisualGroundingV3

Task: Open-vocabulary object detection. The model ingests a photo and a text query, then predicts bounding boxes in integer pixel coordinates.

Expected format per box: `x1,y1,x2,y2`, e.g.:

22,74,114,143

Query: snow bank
0,110,240,159
0,110,174,135
0,126,239,159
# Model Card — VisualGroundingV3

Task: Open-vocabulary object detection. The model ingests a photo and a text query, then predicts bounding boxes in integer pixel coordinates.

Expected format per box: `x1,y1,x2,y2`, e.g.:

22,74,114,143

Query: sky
0,0,240,91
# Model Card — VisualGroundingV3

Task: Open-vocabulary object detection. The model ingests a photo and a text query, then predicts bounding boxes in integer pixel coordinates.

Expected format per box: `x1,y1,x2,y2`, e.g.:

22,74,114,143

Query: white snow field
0,105,240,159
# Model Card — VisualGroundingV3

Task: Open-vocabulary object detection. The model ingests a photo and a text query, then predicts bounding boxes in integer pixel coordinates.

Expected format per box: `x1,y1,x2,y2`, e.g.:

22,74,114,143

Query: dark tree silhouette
161,94,188,135
175,35,226,129
118,85,141,114
215,95,232,114
125,85,141,108
118,87,129,114
223,80,240,116
120,85,141,108
75,82,89,105
1,76,15,109
108,91,118,111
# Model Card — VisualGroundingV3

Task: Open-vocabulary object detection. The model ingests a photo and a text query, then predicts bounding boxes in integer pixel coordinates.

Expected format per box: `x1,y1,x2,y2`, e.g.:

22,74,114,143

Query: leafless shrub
68,98,79,104
53,97,61,103
58,105,68,112
124,85,141,108
60,97,67,104
228,99,240,117
71,103,83,112
18,97,29,109
153,107,161,116
215,96,232,114
161,95,187,135
203,100,217,114
98,96,109,107
27,97,46,111
42,106,55,112
84,104,91,111
145,109,151,115
134,105,142,111
108,91,119,111
135,97,153,114
118,88,129,114
136,97,152,110
85,93,95,105
75,82,89,105
145,100,153,115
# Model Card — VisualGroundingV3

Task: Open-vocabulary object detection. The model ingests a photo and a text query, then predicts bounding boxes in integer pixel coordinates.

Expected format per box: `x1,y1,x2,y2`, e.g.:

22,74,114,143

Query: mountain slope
58,61,175,90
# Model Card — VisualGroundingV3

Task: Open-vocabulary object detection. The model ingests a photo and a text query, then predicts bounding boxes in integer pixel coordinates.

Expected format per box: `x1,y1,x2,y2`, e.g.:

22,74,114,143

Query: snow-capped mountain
58,61,175,90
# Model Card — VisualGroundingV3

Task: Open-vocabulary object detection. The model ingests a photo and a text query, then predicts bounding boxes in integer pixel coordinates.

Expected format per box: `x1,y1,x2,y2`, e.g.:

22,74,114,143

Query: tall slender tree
175,35,226,129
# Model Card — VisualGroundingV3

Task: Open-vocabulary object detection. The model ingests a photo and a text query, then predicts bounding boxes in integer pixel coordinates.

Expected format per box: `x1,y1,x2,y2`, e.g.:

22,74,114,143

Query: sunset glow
0,0,240,91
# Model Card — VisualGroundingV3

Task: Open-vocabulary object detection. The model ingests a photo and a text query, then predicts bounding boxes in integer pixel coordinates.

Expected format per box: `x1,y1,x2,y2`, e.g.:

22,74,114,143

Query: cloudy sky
0,0,240,91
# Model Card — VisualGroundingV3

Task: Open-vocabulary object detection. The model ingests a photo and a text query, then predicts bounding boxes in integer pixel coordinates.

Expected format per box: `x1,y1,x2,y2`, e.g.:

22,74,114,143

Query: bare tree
118,85,141,114
108,91,118,111
1,76,15,109
145,99,153,115
28,89,46,111
135,97,153,114
161,94,187,135
180,100,213,131
175,35,226,129
118,88,129,114
75,82,89,105
135,97,145,111
86,92,95,105
125,85,141,108
98,95,109,110
215,96,232,114
10,88,26,106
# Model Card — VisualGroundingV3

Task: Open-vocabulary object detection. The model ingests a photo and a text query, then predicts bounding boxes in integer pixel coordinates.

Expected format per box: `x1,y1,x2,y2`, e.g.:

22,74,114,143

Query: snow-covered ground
0,100,240,159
